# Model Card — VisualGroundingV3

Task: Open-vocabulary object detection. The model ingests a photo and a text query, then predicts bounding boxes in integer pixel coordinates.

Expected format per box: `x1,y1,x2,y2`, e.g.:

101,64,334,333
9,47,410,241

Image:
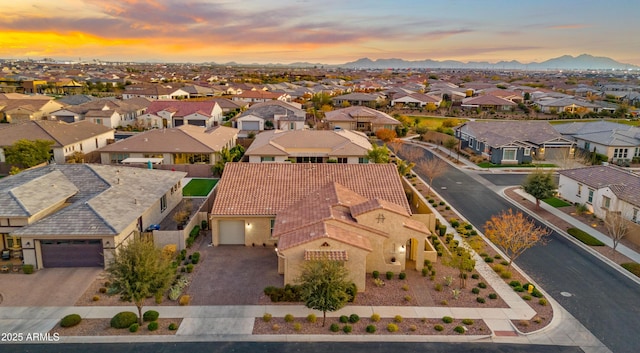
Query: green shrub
478,282,487,289
471,273,479,280
148,321,158,331
186,237,195,248
129,323,139,332
399,272,406,280
471,287,480,294
488,293,498,300
349,314,360,323
454,325,465,334
387,323,399,332
372,270,380,279
293,322,302,332
110,312,138,329
189,225,200,238
262,313,272,322
306,314,317,323
509,280,522,287
514,286,525,292
567,228,605,246
394,315,403,323
346,282,357,303
422,268,429,276
168,323,178,330
621,262,640,277
484,257,494,263
99,287,107,294
523,295,532,301
191,252,200,264
22,264,34,274
434,324,444,331
494,254,502,259
386,271,394,280
330,323,340,332
339,315,349,323
428,199,435,204
500,271,512,279
343,325,352,333
449,219,460,227
539,298,548,306
442,316,453,324
435,283,443,292
60,314,82,328
462,319,474,325
186,264,194,273
477,297,486,303
492,264,504,273
366,324,377,333
143,310,159,322
371,313,381,322
500,260,509,266
284,314,294,323
92,295,100,302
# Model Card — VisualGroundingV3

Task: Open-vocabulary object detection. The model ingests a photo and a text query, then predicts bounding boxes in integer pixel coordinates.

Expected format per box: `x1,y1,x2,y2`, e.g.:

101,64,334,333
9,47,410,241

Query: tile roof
238,101,305,121
558,165,640,207
211,163,409,216
244,129,372,157
2,164,186,236
304,249,349,261
0,120,113,148
462,95,517,106
324,106,400,126
278,221,373,252
97,125,237,154
145,101,219,117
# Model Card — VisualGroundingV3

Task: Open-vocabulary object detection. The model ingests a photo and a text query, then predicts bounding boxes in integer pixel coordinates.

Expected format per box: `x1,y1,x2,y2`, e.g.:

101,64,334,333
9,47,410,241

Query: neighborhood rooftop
558,165,640,207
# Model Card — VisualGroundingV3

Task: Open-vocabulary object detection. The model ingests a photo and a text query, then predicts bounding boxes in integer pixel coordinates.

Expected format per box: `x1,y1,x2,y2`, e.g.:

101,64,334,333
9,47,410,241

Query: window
160,195,167,212
588,189,594,204
584,141,590,150
7,236,21,248
261,156,274,162
110,153,129,164
613,148,628,159
577,183,582,196
635,148,640,158
337,157,348,163
296,157,322,163
602,196,611,209
358,157,369,164
633,209,639,223
290,122,295,130
502,148,517,161
524,148,531,156
270,219,275,235
469,138,475,149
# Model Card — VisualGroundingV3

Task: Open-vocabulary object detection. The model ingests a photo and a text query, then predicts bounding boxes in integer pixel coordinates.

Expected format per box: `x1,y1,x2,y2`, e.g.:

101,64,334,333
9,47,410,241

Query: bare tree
604,208,630,256
415,156,447,194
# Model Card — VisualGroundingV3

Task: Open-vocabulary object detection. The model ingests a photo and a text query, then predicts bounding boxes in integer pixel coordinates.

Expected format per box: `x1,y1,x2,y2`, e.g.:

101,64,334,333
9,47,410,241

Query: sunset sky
1,0,638,65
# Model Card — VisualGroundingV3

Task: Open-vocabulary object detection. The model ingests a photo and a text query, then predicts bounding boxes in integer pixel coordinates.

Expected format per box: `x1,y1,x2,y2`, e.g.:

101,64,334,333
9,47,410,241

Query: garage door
188,119,206,126
242,121,260,131
41,239,103,267
218,220,245,245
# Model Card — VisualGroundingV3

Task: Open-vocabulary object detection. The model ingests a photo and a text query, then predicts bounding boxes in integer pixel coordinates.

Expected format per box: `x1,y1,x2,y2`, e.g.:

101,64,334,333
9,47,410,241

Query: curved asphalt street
400,144,640,353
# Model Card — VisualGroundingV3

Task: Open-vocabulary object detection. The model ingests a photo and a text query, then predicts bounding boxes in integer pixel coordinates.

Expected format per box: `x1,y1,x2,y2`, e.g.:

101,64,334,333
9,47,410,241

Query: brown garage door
41,239,104,267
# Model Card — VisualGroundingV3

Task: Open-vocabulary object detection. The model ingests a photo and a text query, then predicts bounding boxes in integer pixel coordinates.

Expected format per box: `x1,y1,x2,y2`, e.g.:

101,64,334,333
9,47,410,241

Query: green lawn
566,228,605,246
182,178,218,197
407,116,469,129
548,118,639,126
543,197,572,208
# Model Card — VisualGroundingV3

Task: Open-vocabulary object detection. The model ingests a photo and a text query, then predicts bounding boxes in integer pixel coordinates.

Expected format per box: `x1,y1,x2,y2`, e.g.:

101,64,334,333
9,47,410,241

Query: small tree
395,158,415,177
375,128,397,142
604,209,630,256
212,145,245,176
297,259,351,327
484,209,550,269
415,156,447,194
414,125,429,140
106,238,174,325
522,169,557,208
444,242,476,288
5,139,54,168
366,144,390,164
443,137,458,158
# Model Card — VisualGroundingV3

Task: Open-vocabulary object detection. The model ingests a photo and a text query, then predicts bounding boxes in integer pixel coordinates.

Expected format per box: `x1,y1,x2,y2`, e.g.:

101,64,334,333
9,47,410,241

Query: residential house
324,106,400,134
244,129,372,163
210,163,436,291
534,97,600,114
136,100,224,128
390,92,442,109
49,97,150,128
236,101,306,133
122,84,190,100
331,93,385,108
97,124,237,170
461,95,517,111
231,90,290,104
0,120,114,166
557,166,640,243
0,164,185,269
554,121,640,163
455,121,575,164
0,93,65,123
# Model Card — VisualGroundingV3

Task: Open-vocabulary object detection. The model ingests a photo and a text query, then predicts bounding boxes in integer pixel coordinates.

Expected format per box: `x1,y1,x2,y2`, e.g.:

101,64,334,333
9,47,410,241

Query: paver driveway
186,244,282,305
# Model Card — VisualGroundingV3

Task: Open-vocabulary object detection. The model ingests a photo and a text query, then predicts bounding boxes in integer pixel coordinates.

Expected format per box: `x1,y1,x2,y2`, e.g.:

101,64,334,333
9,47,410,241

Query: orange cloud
548,24,589,30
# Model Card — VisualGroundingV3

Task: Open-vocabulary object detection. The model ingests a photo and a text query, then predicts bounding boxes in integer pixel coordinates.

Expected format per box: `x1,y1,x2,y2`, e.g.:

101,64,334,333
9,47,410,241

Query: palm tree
366,144,390,164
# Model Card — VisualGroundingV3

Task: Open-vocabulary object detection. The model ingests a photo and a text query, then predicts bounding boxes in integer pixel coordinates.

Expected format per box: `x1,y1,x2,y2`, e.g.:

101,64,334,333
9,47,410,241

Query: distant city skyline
1,0,639,66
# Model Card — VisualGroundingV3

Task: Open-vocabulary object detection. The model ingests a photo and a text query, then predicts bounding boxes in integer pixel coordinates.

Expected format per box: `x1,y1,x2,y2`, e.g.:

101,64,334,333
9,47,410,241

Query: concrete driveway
186,245,282,305
0,267,101,306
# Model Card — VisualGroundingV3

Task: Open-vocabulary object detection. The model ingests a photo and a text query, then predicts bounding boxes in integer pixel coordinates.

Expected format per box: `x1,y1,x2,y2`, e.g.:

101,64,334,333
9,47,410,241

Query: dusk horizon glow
1,0,638,66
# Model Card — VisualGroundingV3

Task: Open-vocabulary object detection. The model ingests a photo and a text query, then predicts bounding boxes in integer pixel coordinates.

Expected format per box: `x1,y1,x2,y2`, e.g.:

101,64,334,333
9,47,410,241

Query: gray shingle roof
558,165,640,207
459,121,567,148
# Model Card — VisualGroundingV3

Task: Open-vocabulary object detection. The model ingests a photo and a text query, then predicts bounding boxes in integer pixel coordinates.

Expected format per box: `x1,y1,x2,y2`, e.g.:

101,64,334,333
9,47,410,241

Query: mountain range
226,54,638,71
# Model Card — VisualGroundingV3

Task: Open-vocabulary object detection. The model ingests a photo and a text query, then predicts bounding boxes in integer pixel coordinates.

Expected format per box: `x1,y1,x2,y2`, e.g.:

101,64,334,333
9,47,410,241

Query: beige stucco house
210,163,436,291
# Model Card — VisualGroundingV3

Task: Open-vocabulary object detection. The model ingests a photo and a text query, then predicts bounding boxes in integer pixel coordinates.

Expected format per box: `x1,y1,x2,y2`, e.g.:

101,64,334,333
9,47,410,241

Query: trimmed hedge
110,311,138,329
60,314,82,328
143,310,159,322
567,228,605,246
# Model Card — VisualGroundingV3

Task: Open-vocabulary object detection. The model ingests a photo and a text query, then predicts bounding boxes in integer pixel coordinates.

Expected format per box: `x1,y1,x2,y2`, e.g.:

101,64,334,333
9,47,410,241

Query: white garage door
219,220,245,245
242,121,260,131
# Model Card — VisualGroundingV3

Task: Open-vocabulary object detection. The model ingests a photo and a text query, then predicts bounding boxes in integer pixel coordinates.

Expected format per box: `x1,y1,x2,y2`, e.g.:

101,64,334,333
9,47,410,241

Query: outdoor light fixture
25,242,31,247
